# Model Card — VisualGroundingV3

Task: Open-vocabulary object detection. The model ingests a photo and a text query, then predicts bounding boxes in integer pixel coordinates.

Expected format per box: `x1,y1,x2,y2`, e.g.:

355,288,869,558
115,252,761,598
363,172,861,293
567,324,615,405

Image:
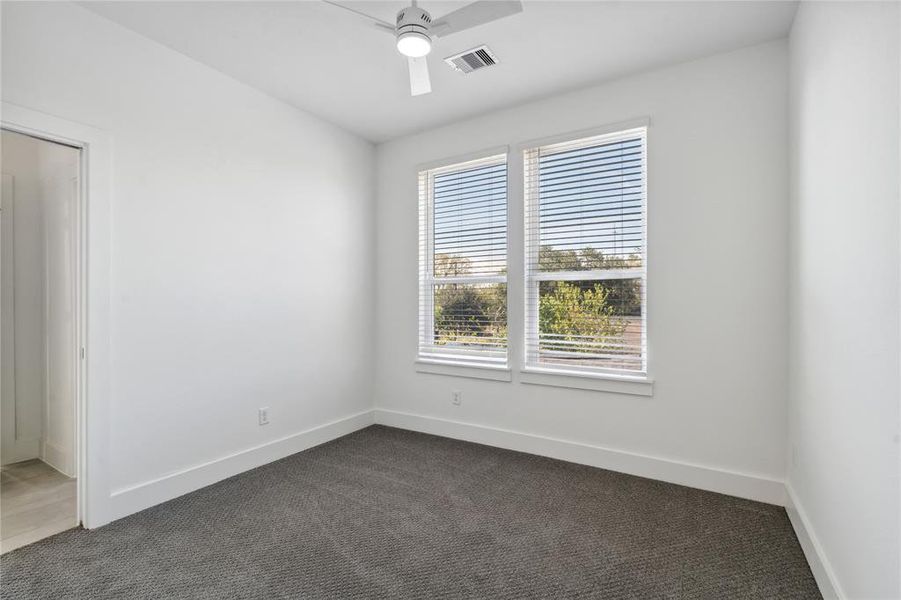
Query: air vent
444,45,498,74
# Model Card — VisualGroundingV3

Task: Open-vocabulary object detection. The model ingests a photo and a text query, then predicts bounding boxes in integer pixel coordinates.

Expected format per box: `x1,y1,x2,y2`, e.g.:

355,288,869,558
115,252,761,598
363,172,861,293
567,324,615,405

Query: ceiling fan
323,0,523,96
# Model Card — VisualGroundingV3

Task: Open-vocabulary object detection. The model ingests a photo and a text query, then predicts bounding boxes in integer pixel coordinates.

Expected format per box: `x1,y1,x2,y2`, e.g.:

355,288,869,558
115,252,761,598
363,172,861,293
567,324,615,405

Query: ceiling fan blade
321,0,395,34
431,0,522,37
408,56,432,96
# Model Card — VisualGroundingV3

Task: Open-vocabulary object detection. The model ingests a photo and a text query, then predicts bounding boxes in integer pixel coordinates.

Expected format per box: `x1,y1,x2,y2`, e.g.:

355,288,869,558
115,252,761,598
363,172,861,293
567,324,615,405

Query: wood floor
1,459,77,554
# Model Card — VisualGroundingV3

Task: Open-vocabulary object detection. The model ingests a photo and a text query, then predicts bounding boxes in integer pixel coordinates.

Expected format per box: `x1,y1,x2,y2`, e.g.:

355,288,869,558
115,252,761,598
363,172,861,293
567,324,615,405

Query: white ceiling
81,1,798,143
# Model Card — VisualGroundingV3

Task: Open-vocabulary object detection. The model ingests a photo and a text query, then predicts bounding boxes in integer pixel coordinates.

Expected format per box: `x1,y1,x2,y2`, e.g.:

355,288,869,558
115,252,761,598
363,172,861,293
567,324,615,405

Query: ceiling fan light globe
397,32,431,58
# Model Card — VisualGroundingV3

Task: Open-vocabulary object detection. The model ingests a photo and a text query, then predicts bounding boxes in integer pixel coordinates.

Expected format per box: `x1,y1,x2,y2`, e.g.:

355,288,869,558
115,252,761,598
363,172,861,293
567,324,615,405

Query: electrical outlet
452,390,462,406
258,407,270,426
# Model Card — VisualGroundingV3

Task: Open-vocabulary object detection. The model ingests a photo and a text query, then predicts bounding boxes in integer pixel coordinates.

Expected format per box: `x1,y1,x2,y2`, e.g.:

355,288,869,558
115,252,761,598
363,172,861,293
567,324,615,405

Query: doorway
1,129,80,552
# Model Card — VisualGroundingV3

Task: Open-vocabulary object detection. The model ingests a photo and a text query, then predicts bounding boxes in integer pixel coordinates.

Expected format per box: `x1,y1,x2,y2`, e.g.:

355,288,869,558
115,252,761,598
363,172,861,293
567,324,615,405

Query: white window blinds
419,153,508,365
524,127,647,375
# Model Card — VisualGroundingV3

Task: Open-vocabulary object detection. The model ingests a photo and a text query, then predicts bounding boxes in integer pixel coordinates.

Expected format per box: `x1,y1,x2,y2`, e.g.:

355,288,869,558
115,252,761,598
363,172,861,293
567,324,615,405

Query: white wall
1,1,375,508
374,41,790,497
788,2,901,598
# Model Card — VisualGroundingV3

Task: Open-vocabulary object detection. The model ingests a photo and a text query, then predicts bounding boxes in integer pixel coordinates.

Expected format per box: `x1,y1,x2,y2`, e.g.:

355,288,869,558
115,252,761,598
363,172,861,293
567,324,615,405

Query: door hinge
80,347,85,359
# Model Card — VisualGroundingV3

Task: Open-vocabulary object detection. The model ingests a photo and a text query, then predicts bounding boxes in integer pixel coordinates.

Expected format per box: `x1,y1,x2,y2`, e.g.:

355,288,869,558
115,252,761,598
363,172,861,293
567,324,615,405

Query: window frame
413,119,653,396
416,147,511,374
517,120,651,389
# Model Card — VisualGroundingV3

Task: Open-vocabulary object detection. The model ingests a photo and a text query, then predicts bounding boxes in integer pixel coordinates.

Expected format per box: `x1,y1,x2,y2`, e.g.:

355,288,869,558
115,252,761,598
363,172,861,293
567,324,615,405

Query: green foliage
434,284,506,345
539,246,641,271
431,246,640,350
538,247,582,271
433,254,505,346
538,246,642,316
538,282,626,350
434,254,472,277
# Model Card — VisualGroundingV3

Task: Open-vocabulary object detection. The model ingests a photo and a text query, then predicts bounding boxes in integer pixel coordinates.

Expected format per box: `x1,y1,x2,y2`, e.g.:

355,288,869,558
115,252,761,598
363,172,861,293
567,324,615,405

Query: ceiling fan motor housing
396,5,432,56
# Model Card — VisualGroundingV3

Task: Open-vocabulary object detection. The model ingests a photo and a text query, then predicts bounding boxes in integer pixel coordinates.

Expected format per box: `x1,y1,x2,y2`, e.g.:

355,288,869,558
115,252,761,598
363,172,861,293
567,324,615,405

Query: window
524,127,647,377
418,153,508,366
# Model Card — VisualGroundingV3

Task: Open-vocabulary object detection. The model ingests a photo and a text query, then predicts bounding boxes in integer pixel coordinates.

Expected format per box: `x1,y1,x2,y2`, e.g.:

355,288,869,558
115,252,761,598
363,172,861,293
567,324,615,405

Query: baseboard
108,409,375,523
785,482,844,599
42,441,75,478
373,408,785,505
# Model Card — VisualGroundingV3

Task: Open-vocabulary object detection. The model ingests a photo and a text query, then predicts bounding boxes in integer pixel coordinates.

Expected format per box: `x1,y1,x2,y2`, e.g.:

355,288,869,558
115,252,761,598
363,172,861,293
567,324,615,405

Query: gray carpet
1,425,820,599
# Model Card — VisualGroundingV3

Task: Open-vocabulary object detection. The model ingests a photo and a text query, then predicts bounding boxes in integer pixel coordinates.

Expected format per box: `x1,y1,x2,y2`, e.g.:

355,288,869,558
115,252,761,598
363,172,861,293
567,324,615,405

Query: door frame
1,102,112,528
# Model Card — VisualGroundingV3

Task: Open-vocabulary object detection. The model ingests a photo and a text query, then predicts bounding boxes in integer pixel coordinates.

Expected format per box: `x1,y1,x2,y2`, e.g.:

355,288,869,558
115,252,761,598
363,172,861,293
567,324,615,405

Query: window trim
519,367,653,396
415,360,513,382
413,119,654,396
416,145,510,175
518,120,651,381
510,118,650,158
417,146,510,368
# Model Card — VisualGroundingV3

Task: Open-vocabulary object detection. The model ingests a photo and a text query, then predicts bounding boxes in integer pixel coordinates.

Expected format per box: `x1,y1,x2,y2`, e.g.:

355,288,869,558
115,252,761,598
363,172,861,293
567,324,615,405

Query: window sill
519,367,654,396
415,360,513,382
